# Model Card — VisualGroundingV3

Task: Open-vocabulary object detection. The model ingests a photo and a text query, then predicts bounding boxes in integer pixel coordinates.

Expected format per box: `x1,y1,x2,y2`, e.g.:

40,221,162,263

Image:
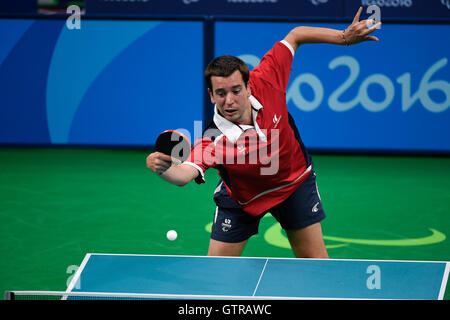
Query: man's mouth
224,109,237,116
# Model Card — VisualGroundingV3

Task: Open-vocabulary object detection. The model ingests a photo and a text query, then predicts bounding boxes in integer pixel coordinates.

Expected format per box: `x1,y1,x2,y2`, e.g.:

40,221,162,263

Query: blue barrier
216,21,450,152
0,19,204,146
85,0,345,19
83,0,450,21
0,14,448,153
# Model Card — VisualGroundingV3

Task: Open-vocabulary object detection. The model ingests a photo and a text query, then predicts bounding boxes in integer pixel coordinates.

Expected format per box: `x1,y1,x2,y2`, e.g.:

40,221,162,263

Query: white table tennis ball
166,230,177,241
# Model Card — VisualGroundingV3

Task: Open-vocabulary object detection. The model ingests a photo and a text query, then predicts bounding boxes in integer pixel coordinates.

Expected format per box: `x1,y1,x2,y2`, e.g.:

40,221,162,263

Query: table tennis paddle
155,129,191,163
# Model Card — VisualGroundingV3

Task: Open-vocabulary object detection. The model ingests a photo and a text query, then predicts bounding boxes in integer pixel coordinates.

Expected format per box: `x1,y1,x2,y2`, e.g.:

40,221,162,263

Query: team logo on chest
272,114,282,128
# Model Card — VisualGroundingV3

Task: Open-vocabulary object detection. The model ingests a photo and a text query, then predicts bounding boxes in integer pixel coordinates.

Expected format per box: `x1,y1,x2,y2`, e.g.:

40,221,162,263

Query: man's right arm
146,152,199,186
283,7,381,53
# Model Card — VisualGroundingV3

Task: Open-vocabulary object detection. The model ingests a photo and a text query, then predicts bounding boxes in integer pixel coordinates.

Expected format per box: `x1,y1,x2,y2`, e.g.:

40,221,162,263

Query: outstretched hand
344,7,382,45
146,152,173,175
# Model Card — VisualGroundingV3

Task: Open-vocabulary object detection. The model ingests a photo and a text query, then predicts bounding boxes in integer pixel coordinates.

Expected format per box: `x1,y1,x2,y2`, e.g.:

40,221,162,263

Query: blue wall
0,17,449,152
0,19,203,146
84,0,450,21
216,22,450,152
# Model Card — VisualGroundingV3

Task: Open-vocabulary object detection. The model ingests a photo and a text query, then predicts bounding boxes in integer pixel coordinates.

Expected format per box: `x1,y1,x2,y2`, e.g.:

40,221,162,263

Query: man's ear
208,88,215,104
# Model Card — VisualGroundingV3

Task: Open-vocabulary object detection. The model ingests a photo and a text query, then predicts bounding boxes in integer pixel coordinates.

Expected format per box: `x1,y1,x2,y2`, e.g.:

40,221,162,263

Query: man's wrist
341,29,350,46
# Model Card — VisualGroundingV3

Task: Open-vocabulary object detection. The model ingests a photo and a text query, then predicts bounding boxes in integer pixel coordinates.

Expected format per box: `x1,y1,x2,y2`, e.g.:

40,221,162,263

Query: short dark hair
204,55,249,91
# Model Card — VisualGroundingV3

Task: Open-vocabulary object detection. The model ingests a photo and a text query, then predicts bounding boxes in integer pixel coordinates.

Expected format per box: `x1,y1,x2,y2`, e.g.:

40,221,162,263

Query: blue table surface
68,254,449,300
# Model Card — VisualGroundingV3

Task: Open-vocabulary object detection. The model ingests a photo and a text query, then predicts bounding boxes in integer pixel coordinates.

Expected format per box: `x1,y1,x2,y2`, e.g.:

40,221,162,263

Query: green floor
0,148,449,299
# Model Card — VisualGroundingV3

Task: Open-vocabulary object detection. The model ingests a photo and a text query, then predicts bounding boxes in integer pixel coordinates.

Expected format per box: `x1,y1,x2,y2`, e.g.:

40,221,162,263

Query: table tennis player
147,7,381,258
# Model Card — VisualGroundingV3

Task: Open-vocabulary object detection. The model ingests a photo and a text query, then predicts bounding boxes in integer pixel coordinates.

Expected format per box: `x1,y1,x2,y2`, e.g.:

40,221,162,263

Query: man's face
209,70,252,125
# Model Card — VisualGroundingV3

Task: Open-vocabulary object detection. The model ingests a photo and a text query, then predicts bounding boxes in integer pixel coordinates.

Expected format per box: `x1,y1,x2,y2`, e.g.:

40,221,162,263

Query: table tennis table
6,253,450,300
62,253,449,300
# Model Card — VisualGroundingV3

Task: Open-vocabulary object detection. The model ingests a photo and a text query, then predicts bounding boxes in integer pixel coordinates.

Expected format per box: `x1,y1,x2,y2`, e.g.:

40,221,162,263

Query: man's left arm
284,7,381,53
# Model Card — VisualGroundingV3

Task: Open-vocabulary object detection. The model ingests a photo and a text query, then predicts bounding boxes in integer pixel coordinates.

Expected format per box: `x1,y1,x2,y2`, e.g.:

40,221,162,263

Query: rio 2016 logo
240,54,449,114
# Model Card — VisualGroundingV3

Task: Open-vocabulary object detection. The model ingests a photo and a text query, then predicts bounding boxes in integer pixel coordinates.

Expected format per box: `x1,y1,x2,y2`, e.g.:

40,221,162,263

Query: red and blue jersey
185,41,312,216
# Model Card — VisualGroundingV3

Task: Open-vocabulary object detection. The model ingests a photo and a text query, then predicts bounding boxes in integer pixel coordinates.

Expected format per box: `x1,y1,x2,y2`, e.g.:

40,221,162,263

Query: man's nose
225,92,234,105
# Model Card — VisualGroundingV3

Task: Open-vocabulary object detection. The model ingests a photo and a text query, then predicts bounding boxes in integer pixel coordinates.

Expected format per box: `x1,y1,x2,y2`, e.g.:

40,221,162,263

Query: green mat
0,148,449,299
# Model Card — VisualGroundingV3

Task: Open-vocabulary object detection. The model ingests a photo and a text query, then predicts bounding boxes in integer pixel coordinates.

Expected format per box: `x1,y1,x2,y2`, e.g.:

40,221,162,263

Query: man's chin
224,114,239,123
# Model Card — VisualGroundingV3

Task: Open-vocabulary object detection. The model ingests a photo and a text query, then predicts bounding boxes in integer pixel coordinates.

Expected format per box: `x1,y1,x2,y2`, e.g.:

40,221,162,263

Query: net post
4,291,14,300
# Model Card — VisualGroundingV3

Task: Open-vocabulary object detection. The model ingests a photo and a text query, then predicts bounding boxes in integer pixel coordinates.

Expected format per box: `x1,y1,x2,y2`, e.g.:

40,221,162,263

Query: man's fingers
159,154,183,165
155,158,172,175
352,6,363,24
364,20,381,29
365,19,376,28
372,21,382,30
364,21,382,35
156,152,173,162
365,35,379,42
159,157,173,167
146,152,173,174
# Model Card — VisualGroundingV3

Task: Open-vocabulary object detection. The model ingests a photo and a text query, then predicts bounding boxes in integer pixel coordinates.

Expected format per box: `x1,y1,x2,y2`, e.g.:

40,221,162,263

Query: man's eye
232,89,241,95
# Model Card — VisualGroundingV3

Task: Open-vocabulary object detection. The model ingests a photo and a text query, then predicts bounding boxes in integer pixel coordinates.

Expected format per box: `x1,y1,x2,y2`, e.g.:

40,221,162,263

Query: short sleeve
183,137,217,184
250,41,294,93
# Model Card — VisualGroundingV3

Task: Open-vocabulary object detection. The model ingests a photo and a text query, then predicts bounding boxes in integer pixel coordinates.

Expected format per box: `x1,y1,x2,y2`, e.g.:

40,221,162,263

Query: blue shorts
211,170,326,243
